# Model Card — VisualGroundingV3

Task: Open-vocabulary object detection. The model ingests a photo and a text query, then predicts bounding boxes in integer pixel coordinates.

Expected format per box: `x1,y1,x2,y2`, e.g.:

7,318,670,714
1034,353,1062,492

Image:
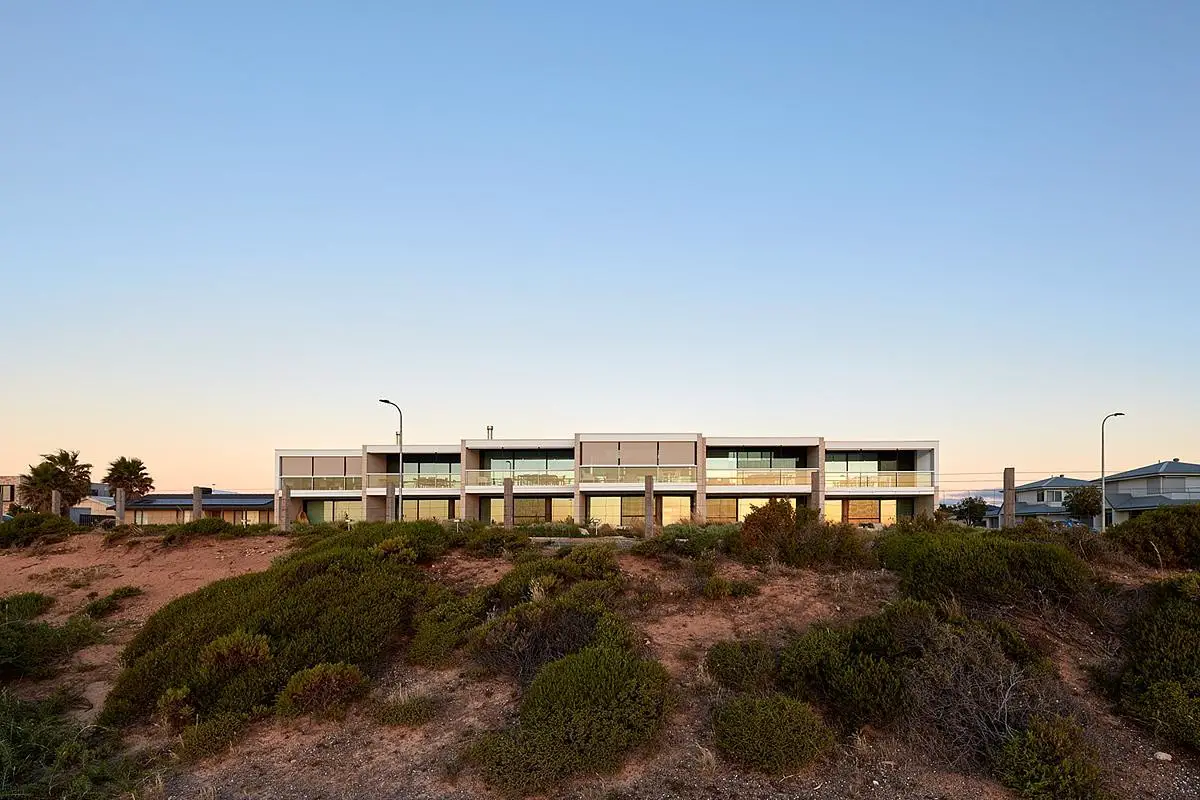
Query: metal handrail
705,468,814,486
464,469,575,487
578,465,698,483
824,471,934,488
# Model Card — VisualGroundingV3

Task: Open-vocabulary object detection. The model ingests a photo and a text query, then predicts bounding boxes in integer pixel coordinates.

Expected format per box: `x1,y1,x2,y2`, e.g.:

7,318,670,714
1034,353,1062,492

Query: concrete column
51,489,62,516
573,435,586,525
644,476,654,537
115,488,126,525
809,469,824,518
814,438,827,520
280,486,292,532
192,486,203,523
695,434,707,523
385,485,396,522
1002,467,1016,529
503,477,515,529
460,440,478,521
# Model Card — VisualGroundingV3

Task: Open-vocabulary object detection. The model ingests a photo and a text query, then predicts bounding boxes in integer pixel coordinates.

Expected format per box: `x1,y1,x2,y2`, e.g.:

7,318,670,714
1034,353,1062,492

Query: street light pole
1100,411,1125,534
379,399,403,522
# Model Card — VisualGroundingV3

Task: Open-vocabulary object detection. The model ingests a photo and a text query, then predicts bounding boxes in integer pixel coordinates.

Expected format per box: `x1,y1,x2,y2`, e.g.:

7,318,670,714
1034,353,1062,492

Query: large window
707,498,737,524
659,496,692,525
482,449,574,471
402,498,454,521
551,497,574,523
304,500,364,524
621,496,646,527
824,499,843,523
707,448,803,470
588,496,621,527
825,498,915,525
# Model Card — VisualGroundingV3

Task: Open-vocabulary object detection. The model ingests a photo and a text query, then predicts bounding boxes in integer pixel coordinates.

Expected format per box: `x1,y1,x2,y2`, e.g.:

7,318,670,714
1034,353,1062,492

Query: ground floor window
824,498,915,526
707,496,796,523
658,495,692,525
304,500,365,525
481,496,574,524
402,498,455,521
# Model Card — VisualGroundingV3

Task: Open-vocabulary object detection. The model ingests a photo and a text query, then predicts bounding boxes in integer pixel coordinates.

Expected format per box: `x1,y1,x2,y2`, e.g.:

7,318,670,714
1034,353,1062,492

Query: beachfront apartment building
274,434,937,529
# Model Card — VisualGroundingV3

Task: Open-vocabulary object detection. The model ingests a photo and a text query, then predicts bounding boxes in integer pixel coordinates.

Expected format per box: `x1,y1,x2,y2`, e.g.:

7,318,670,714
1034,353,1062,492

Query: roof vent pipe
487,425,494,440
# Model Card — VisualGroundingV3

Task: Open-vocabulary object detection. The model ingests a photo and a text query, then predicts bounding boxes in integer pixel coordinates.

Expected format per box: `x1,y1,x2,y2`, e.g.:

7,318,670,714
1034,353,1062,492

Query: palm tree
18,450,93,513
103,457,155,500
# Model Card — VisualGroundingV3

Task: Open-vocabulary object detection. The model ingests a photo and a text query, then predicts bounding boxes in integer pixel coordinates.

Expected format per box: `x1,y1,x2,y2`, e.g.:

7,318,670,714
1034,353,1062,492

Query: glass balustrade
705,468,814,486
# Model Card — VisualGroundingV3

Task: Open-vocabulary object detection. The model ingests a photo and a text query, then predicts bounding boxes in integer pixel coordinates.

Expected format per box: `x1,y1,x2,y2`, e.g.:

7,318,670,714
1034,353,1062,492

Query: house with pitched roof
984,474,1093,528
1096,458,1200,527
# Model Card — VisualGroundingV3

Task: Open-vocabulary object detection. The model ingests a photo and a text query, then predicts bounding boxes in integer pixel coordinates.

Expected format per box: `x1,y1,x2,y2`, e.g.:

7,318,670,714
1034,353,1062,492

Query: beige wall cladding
581,441,618,465
657,441,696,465
619,441,658,464
313,456,345,475
281,456,313,475
345,456,362,475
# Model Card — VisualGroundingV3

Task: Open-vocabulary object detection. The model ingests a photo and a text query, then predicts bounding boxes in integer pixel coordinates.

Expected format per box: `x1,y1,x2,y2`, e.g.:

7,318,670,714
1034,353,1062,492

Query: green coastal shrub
101,531,426,732
0,689,140,798
877,529,1090,606
1,591,54,620
407,588,488,666
711,693,833,774
630,523,740,558
470,647,671,795
83,585,143,619
1115,576,1200,748
161,517,236,542
706,639,776,692
0,614,100,680
779,600,939,726
177,711,254,761
473,581,632,684
275,663,368,716
0,513,77,548
995,714,1106,800
370,694,440,726
465,526,533,556
1107,505,1200,568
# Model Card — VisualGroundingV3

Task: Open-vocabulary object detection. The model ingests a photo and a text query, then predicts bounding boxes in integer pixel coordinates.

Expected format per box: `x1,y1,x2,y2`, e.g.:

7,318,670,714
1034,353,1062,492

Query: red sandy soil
1,532,290,720
6,536,1198,799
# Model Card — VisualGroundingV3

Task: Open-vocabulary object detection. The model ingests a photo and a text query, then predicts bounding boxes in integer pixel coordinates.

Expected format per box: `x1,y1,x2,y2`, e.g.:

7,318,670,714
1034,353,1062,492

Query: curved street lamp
1100,412,1125,534
379,399,403,521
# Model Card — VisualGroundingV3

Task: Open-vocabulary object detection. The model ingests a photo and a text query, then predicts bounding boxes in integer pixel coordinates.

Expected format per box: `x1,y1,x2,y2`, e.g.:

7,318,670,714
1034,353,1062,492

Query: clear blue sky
2,2,1197,491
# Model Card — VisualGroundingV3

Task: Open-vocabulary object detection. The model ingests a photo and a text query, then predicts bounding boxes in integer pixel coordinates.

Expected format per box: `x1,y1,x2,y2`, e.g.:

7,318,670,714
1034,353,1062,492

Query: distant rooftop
1101,460,1200,482
1015,475,1091,492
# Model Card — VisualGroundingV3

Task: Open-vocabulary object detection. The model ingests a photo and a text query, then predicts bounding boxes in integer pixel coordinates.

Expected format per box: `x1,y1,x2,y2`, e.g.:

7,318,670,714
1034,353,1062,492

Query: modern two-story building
274,434,937,528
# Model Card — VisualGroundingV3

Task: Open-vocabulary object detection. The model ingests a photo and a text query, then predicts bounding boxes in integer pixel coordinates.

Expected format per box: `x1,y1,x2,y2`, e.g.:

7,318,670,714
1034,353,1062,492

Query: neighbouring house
126,488,275,526
275,433,939,528
70,495,116,525
1096,458,1200,527
984,475,1092,529
0,476,18,512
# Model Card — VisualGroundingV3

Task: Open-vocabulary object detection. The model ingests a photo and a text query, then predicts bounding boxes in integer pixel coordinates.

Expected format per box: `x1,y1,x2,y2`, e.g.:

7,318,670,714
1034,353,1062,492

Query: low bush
1107,505,1200,569
519,521,588,538
465,526,533,556
702,574,732,599
177,711,254,761
876,529,1090,607
995,714,1106,800
705,639,776,692
275,663,368,717
778,600,939,727
0,689,140,798
992,519,1128,566
1114,576,1200,749
630,523,740,559
0,613,100,680
1,591,54,620
469,647,671,796
370,693,440,726
486,544,620,611
161,516,236,542
782,521,877,570
101,530,427,733
83,585,142,619
0,513,77,548
473,581,632,684
407,588,489,666
711,693,833,774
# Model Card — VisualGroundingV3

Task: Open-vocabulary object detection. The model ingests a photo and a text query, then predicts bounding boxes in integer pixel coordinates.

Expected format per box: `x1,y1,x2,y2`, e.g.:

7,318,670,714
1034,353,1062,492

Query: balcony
280,476,363,491
366,473,461,489
579,465,697,484
825,471,934,489
465,469,575,487
706,468,814,487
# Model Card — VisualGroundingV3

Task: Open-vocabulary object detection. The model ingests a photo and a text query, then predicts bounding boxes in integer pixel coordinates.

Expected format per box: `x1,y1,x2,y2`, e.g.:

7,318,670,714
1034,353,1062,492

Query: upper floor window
1036,490,1064,503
